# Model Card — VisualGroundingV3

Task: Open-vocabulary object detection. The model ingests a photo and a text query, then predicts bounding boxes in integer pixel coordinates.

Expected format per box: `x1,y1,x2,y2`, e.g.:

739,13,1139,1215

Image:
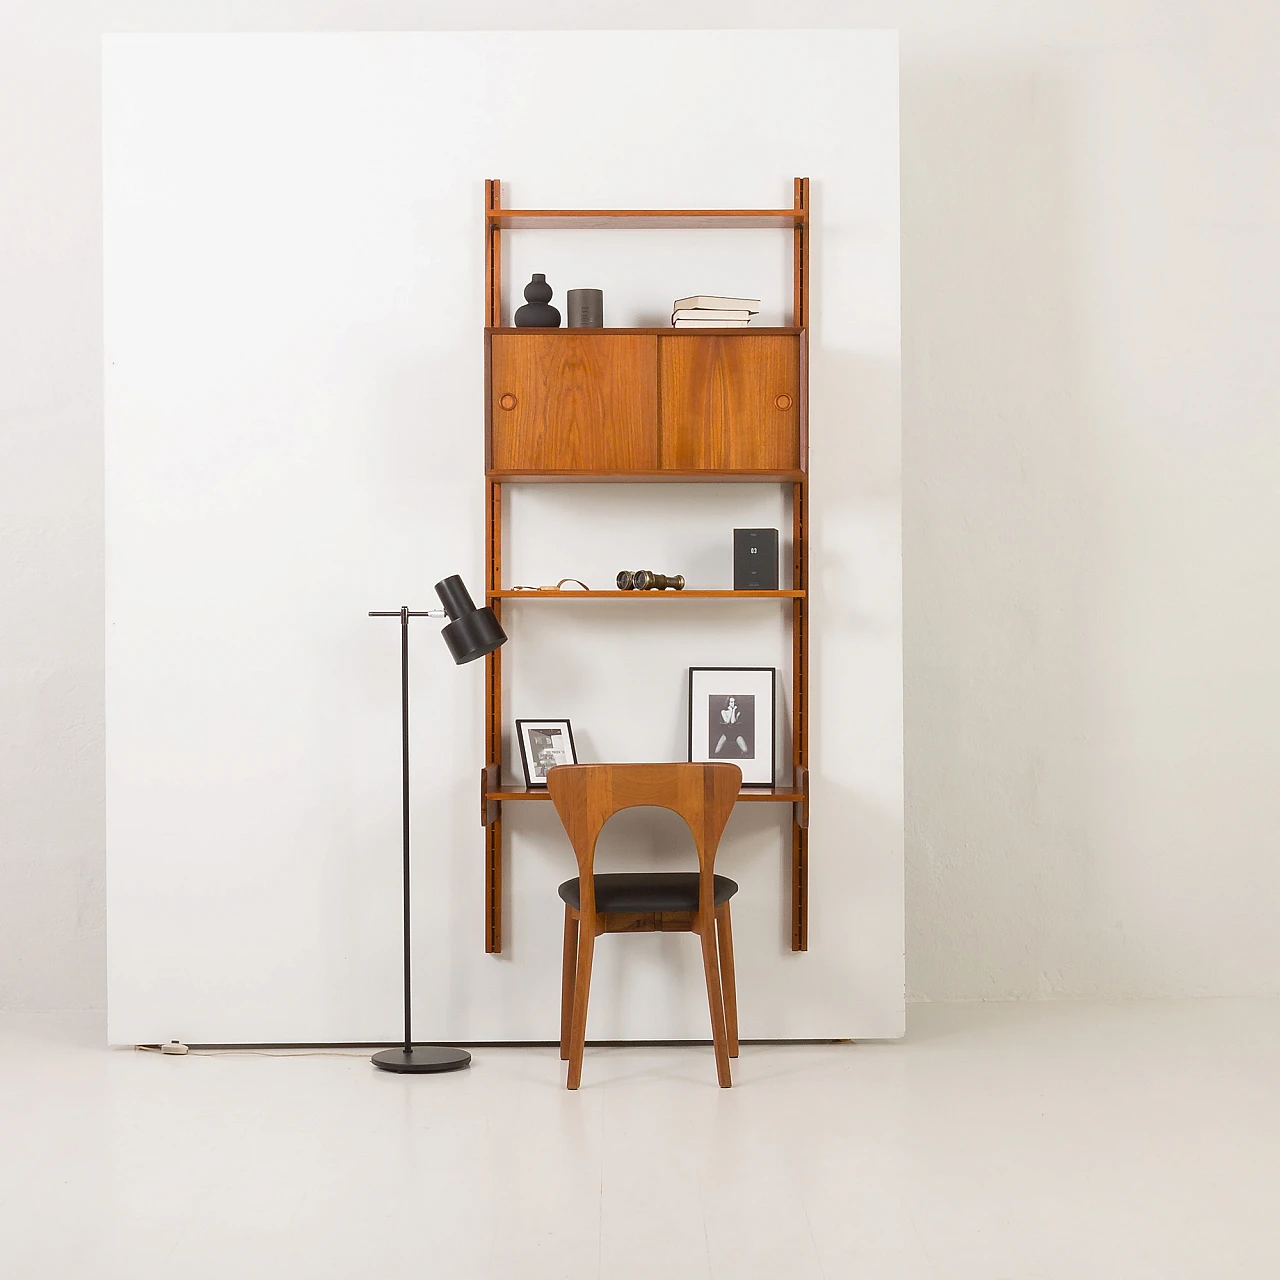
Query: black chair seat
558,872,738,914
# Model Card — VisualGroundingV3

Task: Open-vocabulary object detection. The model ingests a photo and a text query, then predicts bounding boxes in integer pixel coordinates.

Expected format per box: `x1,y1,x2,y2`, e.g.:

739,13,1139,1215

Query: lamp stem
400,605,412,1054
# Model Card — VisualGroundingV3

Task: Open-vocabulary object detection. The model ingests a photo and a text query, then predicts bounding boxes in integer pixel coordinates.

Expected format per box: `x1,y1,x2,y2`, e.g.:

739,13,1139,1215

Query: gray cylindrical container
565,288,604,328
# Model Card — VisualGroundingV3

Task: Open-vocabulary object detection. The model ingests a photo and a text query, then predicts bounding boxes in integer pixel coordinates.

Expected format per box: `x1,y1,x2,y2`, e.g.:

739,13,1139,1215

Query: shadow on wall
901,59,1107,1001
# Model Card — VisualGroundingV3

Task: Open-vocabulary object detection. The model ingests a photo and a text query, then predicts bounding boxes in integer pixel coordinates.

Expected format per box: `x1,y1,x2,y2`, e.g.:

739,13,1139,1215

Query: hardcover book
672,295,760,313
671,308,754,322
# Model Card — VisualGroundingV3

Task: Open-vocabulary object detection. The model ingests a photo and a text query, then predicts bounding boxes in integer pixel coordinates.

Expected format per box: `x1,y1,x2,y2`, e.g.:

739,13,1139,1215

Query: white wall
102,30,902,1044
3,1,1279,1013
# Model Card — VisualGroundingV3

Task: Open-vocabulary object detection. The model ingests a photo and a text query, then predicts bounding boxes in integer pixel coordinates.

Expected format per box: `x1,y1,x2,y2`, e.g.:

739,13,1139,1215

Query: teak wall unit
480,178,810,954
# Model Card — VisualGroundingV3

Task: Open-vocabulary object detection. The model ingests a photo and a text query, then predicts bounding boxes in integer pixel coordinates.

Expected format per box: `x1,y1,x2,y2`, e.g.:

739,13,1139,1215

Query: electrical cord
135,1045,370,1058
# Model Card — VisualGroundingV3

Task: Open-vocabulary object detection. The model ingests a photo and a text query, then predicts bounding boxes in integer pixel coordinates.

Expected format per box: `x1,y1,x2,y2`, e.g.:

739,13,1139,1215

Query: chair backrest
545,763,742,918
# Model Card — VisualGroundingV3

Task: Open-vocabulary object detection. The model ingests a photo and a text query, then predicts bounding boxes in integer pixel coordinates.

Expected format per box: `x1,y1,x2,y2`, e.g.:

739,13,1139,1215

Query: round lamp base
371,1046,472,1074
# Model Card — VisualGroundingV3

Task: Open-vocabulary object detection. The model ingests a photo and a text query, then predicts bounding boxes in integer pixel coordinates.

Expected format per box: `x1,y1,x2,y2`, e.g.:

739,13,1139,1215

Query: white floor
2,999,1278,1279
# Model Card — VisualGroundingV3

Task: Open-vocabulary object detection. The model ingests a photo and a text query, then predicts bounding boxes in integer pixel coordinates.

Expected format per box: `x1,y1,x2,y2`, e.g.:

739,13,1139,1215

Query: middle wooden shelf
489,589,804,599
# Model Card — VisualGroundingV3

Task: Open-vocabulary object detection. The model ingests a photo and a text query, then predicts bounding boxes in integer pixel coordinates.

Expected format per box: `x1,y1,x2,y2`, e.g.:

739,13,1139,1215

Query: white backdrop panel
104,30,902,1044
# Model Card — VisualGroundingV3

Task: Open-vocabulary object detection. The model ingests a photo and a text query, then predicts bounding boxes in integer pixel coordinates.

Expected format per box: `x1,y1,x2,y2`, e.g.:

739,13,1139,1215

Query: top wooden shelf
487,209,805,230
485,327,802,337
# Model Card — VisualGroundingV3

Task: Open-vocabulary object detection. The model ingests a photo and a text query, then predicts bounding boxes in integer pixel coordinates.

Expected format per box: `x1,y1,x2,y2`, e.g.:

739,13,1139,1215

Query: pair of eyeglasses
510,579,590,592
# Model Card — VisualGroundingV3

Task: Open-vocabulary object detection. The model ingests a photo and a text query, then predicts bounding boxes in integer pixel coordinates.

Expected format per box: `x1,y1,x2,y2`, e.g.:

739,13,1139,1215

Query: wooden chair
545,762,742,1089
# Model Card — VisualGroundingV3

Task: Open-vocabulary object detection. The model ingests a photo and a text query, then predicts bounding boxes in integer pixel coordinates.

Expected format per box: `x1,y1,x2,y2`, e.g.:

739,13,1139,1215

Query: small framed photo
688,667,776,786
515,719,578,788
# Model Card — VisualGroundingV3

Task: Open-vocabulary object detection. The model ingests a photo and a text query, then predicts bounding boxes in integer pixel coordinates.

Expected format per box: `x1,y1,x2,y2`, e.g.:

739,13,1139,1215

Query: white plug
160,1041,189,1055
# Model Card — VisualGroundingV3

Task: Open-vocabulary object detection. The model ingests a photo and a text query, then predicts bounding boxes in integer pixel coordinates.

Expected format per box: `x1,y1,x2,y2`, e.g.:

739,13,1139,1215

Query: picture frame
515,718,578,788
688,667,776,786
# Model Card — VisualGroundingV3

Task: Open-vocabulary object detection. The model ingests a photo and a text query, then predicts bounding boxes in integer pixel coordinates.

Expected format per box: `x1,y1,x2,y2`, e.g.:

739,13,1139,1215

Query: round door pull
774,393,793,411
498,393,518,411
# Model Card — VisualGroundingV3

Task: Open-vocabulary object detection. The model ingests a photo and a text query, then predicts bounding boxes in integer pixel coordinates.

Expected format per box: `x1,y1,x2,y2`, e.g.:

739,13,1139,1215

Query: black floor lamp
368,575,506,1074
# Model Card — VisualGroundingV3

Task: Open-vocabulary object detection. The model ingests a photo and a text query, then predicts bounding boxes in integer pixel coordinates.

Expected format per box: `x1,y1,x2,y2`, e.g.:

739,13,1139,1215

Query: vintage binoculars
616,570,686,592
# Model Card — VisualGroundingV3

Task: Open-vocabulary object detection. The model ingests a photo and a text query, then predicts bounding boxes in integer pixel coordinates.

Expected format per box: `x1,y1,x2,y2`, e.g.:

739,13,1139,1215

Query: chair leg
716,903,739,1058
698,916,733,1088
566,923,595,1090
560,906,578,1062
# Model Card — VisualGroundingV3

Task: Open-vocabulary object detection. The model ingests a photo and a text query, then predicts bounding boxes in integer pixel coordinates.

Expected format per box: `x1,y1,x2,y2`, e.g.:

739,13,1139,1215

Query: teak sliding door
658,335,801,471
489,333,658,472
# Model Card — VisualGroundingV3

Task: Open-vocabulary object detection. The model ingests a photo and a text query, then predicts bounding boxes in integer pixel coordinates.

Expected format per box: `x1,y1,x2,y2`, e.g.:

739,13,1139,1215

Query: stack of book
671,295,760,327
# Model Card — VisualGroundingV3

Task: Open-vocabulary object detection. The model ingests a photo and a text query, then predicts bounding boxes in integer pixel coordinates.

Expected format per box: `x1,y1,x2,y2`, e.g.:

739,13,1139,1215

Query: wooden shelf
487,784,805,803
488,469,807,484
485,327,802,336
487,209,803,230
490,589,802,599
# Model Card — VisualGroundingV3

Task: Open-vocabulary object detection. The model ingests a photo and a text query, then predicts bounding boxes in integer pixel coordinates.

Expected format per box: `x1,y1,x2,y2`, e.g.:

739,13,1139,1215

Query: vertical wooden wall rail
484,478,503,952
484,179,505,952
792,478,809,951
791,178,810,951
485,178,502,327
793,177,809,329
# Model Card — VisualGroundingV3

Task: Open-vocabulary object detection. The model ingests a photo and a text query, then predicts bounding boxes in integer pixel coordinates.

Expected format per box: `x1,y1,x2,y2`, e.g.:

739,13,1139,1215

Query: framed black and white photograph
515,719,578,788
688,667,776,786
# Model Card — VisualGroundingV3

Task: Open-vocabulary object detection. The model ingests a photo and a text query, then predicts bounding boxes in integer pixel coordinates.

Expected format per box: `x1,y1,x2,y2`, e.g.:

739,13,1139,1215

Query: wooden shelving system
480,178,810,954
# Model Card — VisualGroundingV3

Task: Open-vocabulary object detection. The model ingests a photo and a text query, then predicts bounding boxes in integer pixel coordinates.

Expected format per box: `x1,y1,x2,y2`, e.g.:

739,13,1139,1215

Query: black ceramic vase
514,273,561,328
